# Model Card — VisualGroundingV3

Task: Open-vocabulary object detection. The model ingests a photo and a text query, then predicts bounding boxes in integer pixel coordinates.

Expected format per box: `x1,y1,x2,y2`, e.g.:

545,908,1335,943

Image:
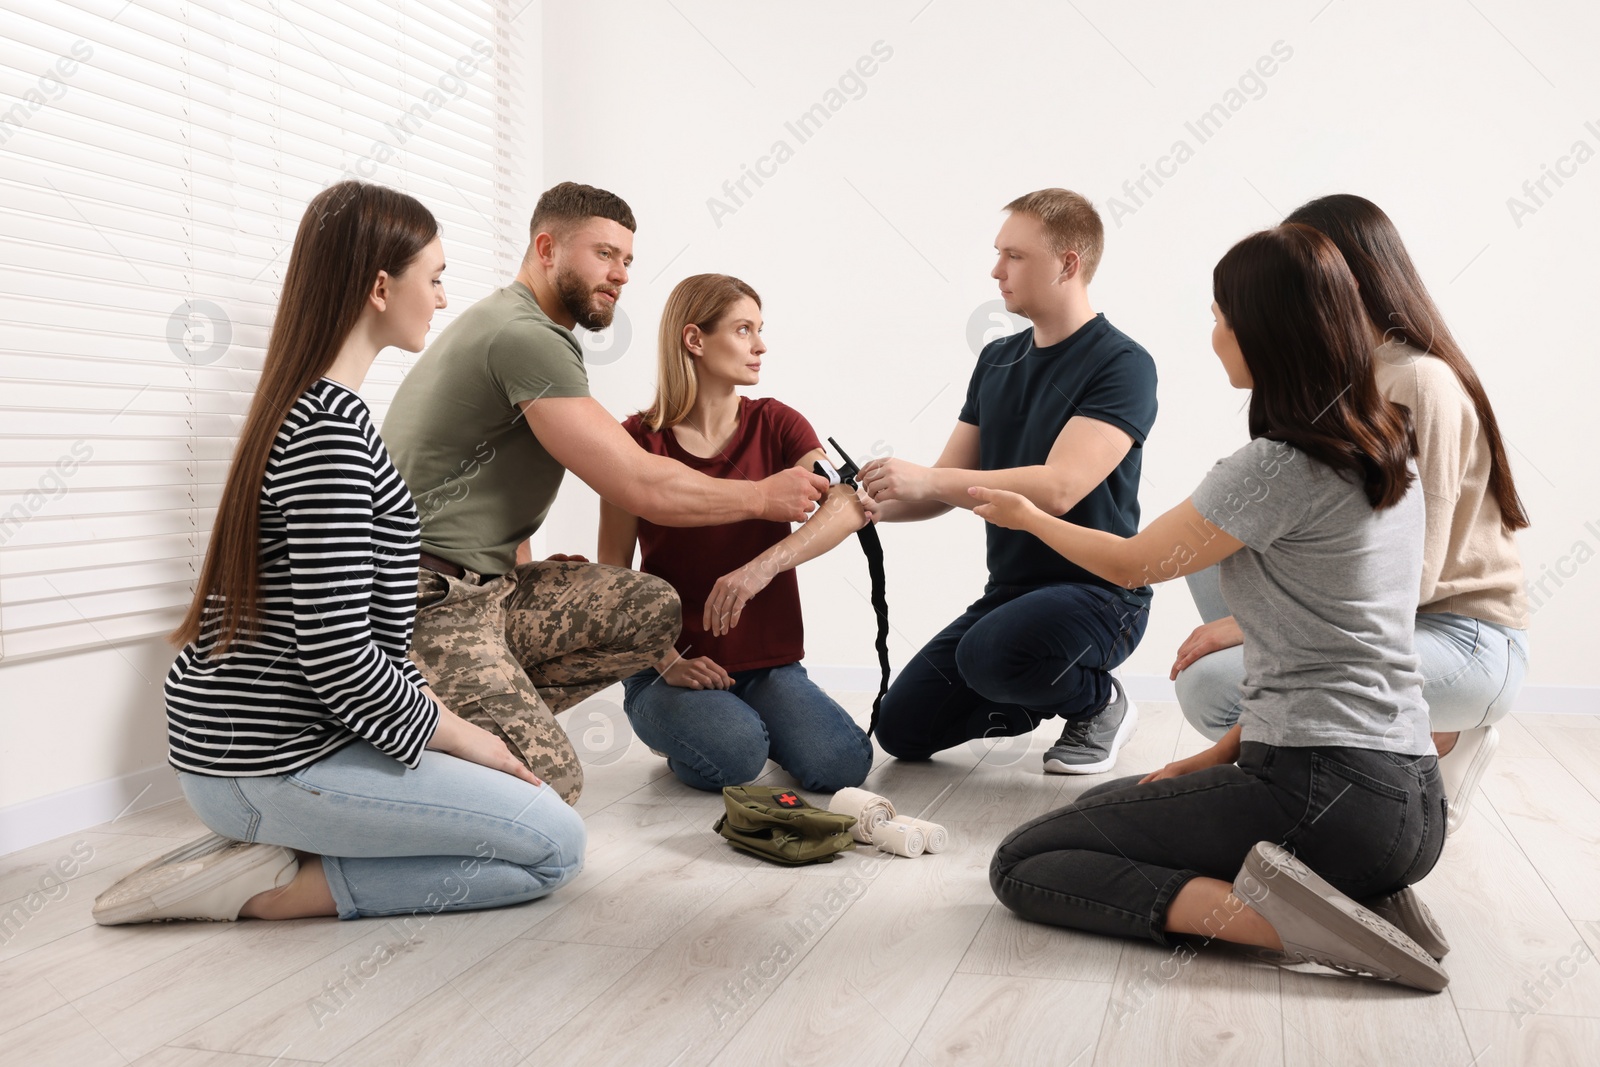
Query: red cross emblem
776,792,800,807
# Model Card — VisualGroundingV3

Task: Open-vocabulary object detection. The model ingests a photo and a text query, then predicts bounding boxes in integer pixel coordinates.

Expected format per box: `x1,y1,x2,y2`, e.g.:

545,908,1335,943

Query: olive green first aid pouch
713,786,858,866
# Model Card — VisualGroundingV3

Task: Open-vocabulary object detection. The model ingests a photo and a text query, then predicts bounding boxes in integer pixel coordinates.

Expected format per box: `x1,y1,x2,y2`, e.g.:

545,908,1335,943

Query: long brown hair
639,273,761,431
1285,194,1528,529
1214,224,1416,509
171,181,439,651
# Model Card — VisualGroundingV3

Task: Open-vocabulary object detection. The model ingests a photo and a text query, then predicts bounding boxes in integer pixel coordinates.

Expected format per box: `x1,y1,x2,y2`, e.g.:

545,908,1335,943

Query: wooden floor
4,696,1599,1066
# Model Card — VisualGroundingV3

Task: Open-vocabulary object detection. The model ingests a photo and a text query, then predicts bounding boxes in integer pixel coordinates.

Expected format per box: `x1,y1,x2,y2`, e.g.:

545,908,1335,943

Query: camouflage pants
408,561,681,805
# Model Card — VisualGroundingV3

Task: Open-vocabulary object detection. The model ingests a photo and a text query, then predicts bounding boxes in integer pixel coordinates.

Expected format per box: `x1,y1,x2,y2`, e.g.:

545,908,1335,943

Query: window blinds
0,0,520,661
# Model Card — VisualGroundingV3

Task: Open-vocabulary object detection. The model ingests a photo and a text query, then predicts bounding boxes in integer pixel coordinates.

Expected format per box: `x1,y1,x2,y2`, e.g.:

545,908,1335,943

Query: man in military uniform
385,182,827,803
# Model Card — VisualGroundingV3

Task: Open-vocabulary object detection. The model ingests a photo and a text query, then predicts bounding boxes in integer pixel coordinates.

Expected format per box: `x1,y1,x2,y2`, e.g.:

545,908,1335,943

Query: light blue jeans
179,740,586,919
621,662,874,793
1177,566,1530,741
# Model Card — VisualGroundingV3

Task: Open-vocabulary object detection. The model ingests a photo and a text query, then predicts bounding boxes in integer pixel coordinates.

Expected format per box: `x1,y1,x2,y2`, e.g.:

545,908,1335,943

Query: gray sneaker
1043,677,1138,775
1363,886,1450,960
1238,842,1449,993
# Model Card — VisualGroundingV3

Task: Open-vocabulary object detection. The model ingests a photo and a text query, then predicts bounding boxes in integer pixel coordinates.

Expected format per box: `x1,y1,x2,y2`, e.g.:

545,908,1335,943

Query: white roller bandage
889,815,947,854
828,787,896,844
872,820,925,858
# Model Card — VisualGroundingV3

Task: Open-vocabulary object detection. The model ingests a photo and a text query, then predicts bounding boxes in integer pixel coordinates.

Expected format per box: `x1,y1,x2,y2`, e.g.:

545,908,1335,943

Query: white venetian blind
0,0,521,661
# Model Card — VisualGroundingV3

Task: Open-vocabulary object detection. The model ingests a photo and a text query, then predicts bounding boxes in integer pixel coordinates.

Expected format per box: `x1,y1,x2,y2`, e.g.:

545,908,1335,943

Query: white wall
5,0,1596,852
540,0,1600,697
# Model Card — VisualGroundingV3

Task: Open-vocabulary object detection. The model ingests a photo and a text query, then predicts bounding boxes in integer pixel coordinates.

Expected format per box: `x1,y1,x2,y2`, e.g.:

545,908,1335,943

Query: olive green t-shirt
382,282,589,575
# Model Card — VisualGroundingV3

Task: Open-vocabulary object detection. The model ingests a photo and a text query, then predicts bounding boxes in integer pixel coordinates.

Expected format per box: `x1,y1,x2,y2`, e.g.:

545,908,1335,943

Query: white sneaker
1440,726,1499,836
93,833,299,925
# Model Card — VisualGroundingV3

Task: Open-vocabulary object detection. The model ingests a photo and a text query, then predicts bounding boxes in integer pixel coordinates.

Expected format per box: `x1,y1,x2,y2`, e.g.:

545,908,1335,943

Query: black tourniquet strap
820,437,892,736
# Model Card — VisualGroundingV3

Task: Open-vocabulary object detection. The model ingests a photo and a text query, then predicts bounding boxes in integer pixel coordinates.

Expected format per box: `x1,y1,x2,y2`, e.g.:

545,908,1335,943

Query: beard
555,266,617,330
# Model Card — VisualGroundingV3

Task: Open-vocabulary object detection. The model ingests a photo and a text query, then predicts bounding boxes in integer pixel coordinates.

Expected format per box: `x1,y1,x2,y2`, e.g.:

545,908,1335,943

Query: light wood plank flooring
3,696,1598,1066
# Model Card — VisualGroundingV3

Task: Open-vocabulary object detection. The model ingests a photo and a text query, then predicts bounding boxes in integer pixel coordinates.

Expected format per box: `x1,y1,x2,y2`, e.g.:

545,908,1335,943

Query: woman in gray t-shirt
973,224,1451,993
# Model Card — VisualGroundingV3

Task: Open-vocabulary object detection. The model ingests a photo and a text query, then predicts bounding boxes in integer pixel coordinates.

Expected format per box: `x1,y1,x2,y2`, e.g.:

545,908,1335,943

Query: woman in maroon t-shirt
597,274,874,793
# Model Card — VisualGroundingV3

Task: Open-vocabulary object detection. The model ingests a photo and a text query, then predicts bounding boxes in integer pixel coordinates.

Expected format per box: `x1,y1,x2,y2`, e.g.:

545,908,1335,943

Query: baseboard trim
0,764,183,856
804,666,1597,716
1511,684,1600,716
805,665,895,693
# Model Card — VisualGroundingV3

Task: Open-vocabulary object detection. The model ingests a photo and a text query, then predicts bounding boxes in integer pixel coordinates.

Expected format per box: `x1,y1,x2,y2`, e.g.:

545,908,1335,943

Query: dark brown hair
172,181,439,651
1003,188,1105,282
530,181,636,243
1285,193,1528,530
1213,224,1415,509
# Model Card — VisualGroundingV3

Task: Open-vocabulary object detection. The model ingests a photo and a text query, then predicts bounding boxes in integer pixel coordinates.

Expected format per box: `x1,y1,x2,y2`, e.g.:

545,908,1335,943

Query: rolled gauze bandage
828,787,895,844
889,815,947,854
873,820,926,858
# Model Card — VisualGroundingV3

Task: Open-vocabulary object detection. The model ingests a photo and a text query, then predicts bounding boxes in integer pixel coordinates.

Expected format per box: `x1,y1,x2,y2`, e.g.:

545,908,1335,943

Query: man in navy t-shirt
859,189,1158,773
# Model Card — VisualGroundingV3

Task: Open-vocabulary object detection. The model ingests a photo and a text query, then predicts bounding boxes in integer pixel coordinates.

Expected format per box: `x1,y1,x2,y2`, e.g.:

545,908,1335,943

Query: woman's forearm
1214,723,1243,764
1019,512,1142,587
747,484,865,578
1015,499,1246,590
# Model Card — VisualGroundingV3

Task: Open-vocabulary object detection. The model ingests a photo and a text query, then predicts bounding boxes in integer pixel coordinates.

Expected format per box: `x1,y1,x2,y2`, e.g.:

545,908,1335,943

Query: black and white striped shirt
167,378,439,776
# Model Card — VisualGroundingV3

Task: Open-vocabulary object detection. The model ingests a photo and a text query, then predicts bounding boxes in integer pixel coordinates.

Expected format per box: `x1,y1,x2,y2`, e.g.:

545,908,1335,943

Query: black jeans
990,742,1448,945
875,581,1149,760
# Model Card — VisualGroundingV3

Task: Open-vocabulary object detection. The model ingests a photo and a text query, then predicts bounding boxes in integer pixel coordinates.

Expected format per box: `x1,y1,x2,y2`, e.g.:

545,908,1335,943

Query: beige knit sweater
1374,341,1529,630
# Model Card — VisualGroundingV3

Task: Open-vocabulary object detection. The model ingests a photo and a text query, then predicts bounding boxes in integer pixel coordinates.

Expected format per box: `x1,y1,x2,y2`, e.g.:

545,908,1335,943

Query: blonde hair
640,273,762,431
1003,188,1105,283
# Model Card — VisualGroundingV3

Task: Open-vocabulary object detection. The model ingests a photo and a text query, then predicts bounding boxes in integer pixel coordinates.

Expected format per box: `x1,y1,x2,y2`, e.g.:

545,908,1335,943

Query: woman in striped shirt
94,182,585,926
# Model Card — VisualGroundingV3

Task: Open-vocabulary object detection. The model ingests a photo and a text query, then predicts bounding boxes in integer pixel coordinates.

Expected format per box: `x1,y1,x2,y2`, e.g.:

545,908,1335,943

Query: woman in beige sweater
1172,194,1529,835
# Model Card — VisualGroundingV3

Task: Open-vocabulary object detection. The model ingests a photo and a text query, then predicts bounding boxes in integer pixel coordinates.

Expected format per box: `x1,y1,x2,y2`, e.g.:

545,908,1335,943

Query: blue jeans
875,581,1150,761
1177,566,1531,740
179,740,586,919
621,662,873,793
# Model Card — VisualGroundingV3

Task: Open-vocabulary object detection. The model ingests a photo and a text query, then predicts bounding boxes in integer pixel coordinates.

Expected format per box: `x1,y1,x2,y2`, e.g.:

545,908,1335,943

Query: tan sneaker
1363,886,1449,959
93,833,298,926
1236,842,1449,993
